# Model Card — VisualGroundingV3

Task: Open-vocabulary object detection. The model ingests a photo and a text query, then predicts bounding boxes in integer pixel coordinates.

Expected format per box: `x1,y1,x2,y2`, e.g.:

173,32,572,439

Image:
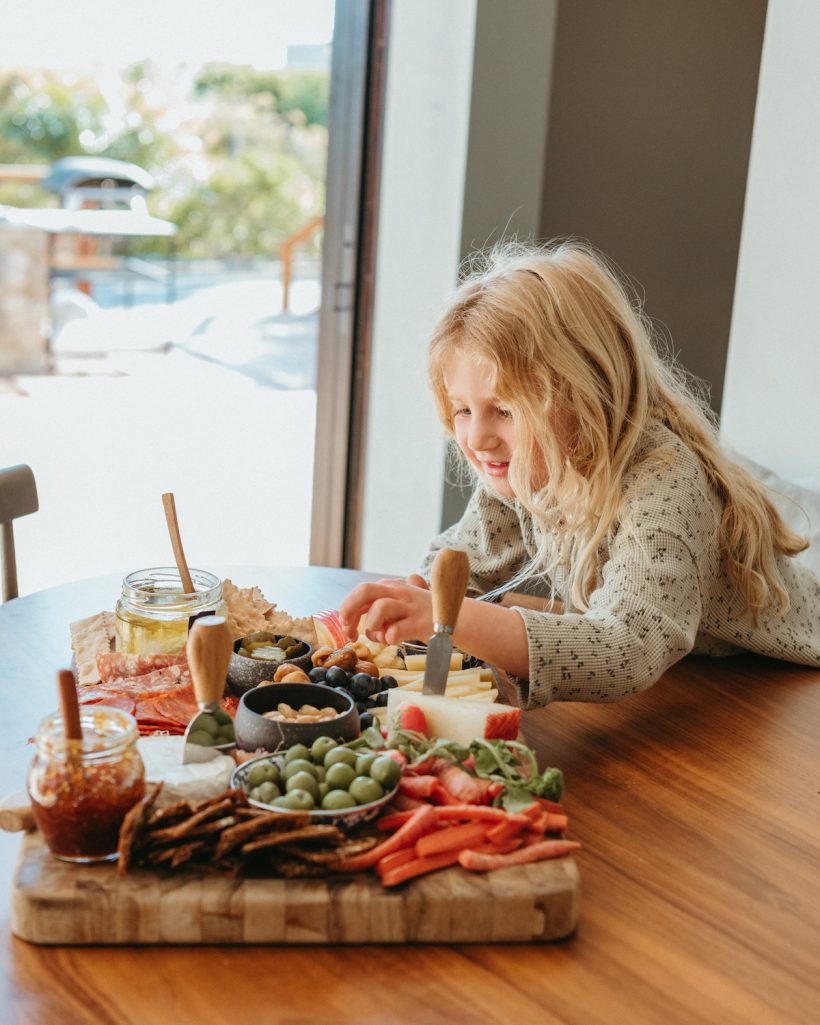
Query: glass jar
27,706,146,863
115,566,227,655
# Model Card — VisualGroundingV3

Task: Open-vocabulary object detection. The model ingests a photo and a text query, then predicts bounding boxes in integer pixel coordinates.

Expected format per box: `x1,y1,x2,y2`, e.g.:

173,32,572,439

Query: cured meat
78,693,137,716
89,665,191,698
96,652,188,684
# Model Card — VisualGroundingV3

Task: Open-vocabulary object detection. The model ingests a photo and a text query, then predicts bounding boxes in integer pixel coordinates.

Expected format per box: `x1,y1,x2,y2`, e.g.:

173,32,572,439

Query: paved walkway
0,274,319,597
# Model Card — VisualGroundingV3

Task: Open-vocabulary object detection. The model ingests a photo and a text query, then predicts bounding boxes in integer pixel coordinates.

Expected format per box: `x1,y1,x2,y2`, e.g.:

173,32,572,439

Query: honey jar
115,566,226,655
27,706,146,863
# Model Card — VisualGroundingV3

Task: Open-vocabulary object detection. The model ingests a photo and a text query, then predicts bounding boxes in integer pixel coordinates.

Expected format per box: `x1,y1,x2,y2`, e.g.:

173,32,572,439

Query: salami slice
78,693,137,716
96,652,188,684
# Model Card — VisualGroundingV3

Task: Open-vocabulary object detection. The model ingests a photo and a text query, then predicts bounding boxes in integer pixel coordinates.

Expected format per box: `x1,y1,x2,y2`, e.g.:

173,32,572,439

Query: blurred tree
0,62,328,260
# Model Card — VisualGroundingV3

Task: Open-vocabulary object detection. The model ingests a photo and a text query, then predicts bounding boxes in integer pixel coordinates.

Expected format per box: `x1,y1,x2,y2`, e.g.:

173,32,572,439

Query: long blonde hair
428,239,807,618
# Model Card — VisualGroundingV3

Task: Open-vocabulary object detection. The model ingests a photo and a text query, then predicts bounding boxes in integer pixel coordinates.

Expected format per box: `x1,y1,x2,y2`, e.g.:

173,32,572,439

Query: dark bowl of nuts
227,632,314,696
233,682,360,753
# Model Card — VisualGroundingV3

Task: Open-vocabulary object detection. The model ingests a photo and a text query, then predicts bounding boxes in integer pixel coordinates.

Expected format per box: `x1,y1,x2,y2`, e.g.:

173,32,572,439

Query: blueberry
380,675,398,690
376,691,389,707
308,667,327,683
359,711,374,730
350,674,373,701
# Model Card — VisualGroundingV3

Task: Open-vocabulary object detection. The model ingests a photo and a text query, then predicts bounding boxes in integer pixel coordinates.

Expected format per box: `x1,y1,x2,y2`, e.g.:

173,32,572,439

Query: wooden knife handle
430,548,470,630
186,616,233,706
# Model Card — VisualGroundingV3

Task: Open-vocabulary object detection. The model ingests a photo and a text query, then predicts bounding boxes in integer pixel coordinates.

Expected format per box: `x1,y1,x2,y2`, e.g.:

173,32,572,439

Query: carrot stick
433,805,531,825
459,839,581,872
415,822,490,859
375,848,417,877
485,818,526,846
376,810,417,831
331,804,437,873
381,848,462,888
535,797,565,814
545,813,568,832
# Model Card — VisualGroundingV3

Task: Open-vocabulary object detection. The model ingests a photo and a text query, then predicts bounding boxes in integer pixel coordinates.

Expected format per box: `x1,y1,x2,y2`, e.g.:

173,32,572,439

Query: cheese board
10,829,580,944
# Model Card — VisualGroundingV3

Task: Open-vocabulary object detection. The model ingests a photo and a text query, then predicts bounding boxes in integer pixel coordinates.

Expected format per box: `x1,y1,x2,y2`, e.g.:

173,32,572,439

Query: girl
339,240,820,707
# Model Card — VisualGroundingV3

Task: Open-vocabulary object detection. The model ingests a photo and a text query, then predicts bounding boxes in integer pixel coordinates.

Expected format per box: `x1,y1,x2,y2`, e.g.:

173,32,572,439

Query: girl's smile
444,353,517,497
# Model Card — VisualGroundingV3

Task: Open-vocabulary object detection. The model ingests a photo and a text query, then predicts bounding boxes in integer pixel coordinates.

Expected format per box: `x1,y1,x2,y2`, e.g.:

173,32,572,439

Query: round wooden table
0,567,818,1025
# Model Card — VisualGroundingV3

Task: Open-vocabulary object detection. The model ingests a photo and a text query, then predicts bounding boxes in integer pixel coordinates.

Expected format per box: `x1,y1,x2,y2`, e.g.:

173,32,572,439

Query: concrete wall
538,0,766,413
721,0,820,485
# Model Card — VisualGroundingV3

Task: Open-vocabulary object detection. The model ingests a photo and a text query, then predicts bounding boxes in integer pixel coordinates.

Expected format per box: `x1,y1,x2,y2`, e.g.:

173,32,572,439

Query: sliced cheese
137,736,235,808
403,652,463,672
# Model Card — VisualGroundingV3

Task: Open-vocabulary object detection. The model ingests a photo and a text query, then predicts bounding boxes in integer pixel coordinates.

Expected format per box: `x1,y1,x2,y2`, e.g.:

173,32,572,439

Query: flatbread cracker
221,579,316,645
69,611,116,686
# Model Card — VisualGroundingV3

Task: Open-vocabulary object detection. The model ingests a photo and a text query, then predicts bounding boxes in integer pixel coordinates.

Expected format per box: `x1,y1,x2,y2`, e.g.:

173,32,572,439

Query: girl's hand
339,576,433,645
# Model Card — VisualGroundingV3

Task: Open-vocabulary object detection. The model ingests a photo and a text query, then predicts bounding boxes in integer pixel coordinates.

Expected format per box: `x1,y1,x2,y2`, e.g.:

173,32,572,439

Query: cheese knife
422,548,471,695
182,615,233,764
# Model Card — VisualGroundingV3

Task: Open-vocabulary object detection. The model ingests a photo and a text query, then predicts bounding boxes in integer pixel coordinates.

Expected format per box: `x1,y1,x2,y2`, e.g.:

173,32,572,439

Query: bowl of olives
231,737,402,829
227,632,314,695
233,682,360,752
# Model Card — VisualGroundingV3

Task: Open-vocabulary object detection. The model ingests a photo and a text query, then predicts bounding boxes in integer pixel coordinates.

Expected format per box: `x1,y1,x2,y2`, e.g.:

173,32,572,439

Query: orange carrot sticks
331,804,437,873
459,839,581,872
415,822,491,859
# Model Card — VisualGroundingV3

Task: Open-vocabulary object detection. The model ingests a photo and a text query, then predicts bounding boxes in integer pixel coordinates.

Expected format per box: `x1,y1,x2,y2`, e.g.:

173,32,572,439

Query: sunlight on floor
1,276,319,595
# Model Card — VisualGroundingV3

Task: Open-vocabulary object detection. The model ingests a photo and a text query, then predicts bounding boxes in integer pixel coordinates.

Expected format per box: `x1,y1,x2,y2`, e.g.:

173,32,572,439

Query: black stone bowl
234,682,360,753
227,633,314,696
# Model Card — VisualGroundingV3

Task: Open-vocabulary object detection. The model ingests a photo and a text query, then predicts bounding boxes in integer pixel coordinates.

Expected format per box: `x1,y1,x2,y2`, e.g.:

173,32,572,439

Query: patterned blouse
420,423,820,708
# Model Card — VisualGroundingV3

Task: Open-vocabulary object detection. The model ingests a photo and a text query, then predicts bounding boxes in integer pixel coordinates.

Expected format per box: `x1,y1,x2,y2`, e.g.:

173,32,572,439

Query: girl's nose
468,416,499,452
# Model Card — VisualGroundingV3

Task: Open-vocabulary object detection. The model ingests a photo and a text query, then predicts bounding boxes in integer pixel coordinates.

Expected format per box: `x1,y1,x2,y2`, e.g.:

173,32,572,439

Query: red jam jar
27,705,145,863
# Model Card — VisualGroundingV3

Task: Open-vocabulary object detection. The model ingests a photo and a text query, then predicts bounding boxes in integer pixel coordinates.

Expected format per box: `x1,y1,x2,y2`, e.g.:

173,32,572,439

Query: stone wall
0,225,49,374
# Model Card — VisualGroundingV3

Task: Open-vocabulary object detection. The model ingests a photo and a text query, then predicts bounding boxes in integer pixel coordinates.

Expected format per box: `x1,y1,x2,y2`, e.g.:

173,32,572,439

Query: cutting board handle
430,548,470,631
187,616,233,706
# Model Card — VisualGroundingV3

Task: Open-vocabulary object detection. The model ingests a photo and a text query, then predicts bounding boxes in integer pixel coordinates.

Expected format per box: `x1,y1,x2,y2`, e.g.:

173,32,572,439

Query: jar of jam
115,566,227,655
28,706,145,863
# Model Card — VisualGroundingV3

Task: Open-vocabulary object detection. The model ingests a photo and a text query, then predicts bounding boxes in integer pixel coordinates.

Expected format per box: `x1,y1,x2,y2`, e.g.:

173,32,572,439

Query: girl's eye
497,407,513,419
452,407,470,418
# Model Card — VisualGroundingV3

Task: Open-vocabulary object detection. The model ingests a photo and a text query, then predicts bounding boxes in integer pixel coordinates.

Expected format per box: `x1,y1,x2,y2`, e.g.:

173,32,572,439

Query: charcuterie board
10,831,580,944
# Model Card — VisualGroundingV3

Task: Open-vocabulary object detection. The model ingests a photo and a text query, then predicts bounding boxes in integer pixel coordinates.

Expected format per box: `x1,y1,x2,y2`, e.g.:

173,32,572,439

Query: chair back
0,465,38,602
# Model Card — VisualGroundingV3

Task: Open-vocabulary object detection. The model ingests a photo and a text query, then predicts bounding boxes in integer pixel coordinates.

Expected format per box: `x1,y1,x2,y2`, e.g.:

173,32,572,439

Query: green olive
325,762,356,791
324,747,357,769
285,772,320,799
283,758,318,780
311,736,338,762
355,752,378,776
213,708,233,726
284,744,312,764
274,789,315,811
253,781,281,805
318,782,329,799
349,776,384,806
187,730,215,747
247,761,280,787
321,789,357,811
216,723,235,744
369,755,401,789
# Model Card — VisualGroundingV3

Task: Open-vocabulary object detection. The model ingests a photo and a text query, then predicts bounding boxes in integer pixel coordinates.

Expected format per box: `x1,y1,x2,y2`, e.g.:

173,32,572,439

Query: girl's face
444,352,518,497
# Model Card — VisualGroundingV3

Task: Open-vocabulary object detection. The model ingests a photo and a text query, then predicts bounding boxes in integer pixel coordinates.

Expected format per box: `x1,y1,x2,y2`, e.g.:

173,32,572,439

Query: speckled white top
421,424,820,708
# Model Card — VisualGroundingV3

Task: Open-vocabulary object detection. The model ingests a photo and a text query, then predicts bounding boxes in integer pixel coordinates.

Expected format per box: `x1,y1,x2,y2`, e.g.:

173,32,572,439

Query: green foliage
0,63,328,260
194,64,329,127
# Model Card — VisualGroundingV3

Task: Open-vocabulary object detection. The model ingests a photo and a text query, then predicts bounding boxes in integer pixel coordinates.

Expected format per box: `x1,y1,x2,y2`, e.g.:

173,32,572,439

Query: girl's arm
338,577,531,679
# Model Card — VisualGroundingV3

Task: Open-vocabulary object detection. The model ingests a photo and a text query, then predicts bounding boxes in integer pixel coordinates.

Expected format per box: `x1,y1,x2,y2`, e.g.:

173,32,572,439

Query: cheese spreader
422,548,471,696
182,615,234,764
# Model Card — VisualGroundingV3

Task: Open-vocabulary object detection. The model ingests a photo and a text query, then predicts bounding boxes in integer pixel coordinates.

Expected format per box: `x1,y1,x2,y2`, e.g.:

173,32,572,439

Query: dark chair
0,465,38,601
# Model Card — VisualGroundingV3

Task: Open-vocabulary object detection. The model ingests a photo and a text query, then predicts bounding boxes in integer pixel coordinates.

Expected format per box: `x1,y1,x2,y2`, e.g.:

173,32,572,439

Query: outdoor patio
0,266,320,596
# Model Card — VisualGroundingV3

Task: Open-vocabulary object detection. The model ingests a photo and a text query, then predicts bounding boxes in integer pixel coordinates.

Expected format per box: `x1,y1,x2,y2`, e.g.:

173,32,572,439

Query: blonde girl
340,240,819,706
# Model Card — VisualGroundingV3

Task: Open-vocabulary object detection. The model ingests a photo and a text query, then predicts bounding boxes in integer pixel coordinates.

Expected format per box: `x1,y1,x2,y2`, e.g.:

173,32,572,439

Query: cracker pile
69,611,116,686
221,579,316,645
118,785,376,877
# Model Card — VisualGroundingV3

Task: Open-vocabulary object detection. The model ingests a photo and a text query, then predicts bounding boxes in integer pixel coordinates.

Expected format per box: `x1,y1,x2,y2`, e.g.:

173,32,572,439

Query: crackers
69,611,116,686
221,579,316,645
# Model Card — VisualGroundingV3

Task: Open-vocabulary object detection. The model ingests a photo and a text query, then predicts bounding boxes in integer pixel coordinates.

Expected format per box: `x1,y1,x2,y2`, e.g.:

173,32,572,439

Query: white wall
721,0,820,486
359,0,477,574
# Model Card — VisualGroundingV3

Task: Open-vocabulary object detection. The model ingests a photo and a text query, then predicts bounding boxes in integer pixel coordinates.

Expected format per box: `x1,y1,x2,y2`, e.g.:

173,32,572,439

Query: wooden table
0,567,818,1025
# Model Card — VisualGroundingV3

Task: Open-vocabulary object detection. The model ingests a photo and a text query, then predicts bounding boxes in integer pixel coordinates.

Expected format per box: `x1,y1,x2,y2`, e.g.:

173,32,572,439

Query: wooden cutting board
10,831,580,945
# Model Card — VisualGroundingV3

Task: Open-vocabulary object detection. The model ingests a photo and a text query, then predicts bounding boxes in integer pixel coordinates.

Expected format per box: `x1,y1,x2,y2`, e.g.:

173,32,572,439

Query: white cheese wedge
137,736,235,808
385,689,521,745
